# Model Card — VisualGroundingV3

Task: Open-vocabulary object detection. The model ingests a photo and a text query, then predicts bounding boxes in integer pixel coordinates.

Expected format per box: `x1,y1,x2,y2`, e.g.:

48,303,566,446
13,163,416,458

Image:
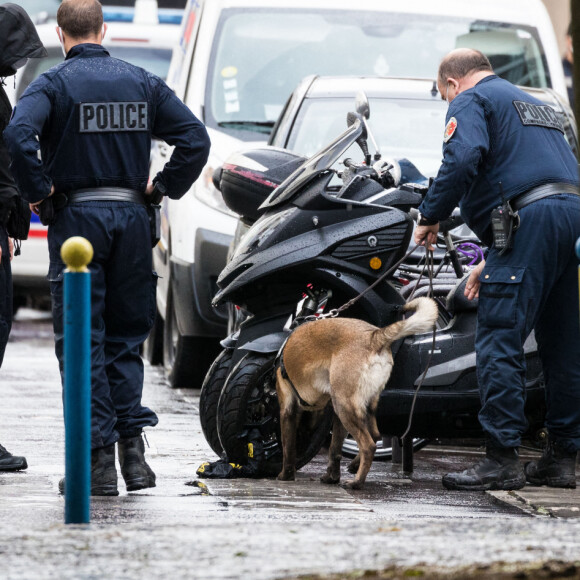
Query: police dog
275,297,438,489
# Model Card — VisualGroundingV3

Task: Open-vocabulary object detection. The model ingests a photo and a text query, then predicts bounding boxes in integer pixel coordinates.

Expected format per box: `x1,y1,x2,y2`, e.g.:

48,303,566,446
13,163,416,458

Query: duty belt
511,182,580,211
67,187,145,204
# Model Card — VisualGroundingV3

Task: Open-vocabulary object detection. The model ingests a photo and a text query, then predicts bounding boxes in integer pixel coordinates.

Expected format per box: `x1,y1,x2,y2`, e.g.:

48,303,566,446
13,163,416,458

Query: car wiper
217,121,275,134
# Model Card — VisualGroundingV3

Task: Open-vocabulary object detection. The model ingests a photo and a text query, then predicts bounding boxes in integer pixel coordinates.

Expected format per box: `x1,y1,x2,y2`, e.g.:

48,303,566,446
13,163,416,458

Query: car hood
0,3,47,77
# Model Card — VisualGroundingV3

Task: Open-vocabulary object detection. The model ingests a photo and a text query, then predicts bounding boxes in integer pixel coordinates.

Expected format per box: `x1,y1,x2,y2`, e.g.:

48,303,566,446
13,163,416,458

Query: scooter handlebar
409,209,465,234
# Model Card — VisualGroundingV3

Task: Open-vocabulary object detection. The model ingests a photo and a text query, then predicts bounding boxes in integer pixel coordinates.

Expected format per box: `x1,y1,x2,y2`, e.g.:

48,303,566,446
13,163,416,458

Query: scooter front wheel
199,348,235,456
217,352,332,476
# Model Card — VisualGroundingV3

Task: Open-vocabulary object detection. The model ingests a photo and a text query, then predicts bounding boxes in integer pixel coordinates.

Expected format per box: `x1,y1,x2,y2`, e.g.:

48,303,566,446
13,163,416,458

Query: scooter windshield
259,117,365,211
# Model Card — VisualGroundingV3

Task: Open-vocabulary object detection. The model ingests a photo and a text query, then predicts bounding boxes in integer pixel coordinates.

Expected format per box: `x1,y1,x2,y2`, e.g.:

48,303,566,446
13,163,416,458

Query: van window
205,8,549,141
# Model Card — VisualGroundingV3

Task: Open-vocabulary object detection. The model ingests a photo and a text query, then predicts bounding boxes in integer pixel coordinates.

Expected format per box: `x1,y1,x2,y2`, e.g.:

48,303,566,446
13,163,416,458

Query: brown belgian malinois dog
275,296,438,489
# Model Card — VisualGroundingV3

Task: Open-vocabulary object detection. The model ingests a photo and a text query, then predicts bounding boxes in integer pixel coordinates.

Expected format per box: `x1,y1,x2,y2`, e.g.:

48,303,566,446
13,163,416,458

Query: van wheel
143,307,164,366
199,348,234,456
217,352,332,476
162,286,221,389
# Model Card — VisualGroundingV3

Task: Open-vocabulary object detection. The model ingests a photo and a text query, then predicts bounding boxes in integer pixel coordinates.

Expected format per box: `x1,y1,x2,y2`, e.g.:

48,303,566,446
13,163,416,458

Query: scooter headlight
232,207,297,259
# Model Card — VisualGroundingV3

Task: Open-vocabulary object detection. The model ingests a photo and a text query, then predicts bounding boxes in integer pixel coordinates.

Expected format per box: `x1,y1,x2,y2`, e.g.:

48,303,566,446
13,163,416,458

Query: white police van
146,0,568,389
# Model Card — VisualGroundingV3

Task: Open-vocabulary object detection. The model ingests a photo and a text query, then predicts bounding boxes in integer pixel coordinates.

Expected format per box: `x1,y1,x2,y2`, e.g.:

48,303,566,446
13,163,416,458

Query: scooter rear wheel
217,351,332,476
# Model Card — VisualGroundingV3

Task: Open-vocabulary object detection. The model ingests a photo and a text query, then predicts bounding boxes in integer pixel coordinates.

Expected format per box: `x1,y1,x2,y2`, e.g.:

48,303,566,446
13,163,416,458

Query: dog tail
374,297,438,346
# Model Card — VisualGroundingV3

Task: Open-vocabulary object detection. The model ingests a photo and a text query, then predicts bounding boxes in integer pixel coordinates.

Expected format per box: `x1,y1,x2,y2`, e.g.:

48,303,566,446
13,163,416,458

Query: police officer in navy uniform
414,48,580,491
4,0,211,495
0,3,47,473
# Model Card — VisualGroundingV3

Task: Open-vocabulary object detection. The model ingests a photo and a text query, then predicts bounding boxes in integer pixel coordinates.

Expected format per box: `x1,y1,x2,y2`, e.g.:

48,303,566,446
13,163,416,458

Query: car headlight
232,207,297,260
194,165,237,217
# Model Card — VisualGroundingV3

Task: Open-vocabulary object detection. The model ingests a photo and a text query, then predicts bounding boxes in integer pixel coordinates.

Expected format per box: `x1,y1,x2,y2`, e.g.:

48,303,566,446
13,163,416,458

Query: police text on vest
79,102,148,133
513,100,564,133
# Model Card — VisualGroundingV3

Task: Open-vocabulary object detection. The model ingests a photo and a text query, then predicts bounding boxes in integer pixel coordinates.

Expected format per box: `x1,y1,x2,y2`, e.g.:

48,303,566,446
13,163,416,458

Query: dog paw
342,479,364,490
277,471,296,481
320,474,340,485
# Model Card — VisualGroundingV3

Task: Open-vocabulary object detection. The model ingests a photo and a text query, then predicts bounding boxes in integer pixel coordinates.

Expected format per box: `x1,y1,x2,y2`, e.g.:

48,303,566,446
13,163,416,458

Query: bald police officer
4,0,211,495
414,49,580,491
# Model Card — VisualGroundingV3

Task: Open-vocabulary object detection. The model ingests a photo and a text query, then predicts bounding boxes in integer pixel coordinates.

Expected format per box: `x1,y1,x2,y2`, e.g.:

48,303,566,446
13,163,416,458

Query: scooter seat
445,273,478,314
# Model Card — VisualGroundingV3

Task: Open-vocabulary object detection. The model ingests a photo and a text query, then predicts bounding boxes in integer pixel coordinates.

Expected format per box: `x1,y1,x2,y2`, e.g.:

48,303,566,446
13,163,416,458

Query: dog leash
292,243,423,327
400,249,438,442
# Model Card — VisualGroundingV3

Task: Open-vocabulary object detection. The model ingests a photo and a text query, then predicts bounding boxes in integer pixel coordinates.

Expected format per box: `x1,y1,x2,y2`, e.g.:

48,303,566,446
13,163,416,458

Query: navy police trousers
48,201,158,449
475,193,580,453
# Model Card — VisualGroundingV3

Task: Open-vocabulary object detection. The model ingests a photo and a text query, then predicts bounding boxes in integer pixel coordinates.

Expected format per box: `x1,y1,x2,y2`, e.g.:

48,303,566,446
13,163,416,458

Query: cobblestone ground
1,313,579,580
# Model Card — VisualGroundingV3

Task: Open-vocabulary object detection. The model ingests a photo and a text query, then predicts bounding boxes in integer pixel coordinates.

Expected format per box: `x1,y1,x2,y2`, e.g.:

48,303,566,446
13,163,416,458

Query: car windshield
206,8,549,141
16,45,172,100
286,97,448,179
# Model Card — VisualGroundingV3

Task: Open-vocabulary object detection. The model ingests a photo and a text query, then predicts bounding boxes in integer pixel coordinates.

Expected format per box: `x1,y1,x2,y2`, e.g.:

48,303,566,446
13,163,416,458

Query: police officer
0,3,47,472
414,48,580,491
4,0,211,495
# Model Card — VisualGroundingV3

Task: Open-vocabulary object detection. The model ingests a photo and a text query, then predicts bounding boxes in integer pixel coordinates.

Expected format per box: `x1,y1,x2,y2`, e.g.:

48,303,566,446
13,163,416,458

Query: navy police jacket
418,75,578,242
4,44,210,204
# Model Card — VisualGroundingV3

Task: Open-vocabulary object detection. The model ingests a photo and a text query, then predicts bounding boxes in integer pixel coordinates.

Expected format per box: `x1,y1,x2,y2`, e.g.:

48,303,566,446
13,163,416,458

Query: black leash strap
400,249,437,442
293,243,423,327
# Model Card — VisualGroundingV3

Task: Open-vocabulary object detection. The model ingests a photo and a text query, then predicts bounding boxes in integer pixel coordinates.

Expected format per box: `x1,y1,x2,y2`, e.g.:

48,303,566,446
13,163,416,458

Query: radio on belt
490,183,519,254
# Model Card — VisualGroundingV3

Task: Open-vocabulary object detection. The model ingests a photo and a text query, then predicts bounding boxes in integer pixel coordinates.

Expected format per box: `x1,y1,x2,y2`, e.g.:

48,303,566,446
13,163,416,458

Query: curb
489,485,580,518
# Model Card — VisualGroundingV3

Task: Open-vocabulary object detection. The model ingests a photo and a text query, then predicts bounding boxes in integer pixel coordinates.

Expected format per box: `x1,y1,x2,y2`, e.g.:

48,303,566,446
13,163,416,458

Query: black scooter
199,94,546,475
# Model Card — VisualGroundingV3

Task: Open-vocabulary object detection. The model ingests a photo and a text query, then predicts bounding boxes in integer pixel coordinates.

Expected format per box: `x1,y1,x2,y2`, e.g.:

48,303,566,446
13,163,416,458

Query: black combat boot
118,435,156,492
442,445,526,491
0,443,28,471
58,443,119,496
525,439,577,489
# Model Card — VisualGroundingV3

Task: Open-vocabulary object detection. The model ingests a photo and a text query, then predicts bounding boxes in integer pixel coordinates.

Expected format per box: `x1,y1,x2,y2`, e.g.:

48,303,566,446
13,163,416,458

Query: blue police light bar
103,8,183,24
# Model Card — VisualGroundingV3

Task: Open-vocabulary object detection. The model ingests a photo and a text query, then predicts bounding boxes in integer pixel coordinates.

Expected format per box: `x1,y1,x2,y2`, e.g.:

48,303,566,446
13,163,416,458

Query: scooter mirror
355,91,370,119
346,111,358,127
346,112,367,140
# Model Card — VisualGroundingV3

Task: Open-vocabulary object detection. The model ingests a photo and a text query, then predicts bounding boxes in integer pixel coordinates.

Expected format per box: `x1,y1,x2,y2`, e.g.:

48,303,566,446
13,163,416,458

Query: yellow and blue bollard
61,236,93,524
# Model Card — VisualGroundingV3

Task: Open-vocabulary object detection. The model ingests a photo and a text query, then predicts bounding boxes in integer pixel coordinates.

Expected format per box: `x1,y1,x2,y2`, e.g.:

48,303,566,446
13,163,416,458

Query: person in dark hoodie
0,3,47,472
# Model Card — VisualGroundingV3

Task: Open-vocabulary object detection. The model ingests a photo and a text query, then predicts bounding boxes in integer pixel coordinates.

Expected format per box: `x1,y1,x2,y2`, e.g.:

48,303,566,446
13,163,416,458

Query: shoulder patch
513,100,564,133
443,117,457,143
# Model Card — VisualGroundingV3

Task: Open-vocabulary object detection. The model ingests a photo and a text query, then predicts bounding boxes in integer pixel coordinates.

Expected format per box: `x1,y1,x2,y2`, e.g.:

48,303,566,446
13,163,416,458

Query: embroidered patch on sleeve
443,117,457,143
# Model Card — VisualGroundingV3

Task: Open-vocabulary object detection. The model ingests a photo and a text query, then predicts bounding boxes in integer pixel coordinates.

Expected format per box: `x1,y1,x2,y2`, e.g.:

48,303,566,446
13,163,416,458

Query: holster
147,203,161,248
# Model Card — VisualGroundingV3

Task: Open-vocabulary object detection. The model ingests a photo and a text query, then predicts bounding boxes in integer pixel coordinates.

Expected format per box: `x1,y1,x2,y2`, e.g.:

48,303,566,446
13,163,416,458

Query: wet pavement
1,311,580,579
